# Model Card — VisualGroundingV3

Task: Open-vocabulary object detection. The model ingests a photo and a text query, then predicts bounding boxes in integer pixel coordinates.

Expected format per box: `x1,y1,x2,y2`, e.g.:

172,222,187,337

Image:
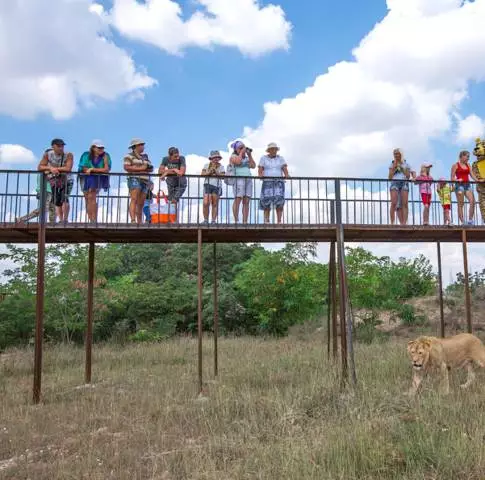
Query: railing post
33,172,47,404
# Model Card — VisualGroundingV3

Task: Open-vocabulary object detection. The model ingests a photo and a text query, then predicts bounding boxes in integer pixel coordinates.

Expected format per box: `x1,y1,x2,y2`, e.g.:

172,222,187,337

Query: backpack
224,159,236,186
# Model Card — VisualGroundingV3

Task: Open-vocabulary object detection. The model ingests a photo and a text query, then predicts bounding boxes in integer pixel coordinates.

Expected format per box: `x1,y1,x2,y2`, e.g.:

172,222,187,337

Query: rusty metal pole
85,242,95,384
33,173,47,404
462,230,472,333
213,242,219,377
330,242,338,359
197,229,203,394
326,244,332,359
436,242,445,338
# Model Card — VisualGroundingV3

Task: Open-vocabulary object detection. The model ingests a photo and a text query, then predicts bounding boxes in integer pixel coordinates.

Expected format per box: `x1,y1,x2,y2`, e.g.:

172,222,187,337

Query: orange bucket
150,192,177,224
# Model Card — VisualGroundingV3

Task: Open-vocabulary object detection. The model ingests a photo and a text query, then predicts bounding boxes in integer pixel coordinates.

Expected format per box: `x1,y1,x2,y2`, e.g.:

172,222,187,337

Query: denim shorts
128,177,150,194
204,184,222,197
390,180,409,192
455,183,472,193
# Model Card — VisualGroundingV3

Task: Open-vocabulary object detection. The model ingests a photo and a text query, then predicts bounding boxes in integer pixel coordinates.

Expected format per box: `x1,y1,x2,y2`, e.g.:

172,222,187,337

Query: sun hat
51,138,66,146
129,138,145,149
209,150,222,160
91,139,105,148
266,142,280,151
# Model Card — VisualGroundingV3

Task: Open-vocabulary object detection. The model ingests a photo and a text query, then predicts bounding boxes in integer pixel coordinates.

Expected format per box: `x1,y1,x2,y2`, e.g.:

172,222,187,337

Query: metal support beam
330,242,338,359
33,173,47,404
462,230,472,333
85,242,95,384
326,243,332,359
197,229,203,394
436,241,445,338
213,242,219,377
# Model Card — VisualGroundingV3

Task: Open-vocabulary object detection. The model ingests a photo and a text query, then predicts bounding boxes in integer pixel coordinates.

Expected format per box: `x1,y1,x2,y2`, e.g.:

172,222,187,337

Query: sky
1,0,485,283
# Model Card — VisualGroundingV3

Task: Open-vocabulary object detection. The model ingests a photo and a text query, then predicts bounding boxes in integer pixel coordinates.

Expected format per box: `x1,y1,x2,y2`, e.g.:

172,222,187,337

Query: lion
406,333,485,396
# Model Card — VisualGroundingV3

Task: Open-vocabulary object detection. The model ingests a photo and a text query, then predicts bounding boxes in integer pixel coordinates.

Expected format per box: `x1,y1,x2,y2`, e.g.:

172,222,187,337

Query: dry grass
2,336,485,479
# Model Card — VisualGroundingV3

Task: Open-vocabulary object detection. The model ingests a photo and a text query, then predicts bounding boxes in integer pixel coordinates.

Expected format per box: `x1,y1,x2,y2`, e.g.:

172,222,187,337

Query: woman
451,150,476,225
230,141,256,223
123,138,154,224
388,148,413,225
258,142,289,223
78,140,111,223
201,150,225,224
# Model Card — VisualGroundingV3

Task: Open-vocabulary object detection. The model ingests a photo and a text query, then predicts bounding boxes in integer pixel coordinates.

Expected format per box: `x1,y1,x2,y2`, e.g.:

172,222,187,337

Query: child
437,177,452,226
201,150,225,224
143,181,154,223
415,163,433,225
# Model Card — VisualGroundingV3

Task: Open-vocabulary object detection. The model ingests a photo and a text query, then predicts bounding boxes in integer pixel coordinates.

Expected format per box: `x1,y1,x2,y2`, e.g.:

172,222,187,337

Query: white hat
129,138,145,148
267,142,280,151
421,163,433,168
91,139,104,148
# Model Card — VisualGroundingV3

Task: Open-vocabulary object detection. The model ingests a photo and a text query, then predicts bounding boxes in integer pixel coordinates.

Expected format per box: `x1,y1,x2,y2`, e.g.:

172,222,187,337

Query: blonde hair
393,148,405,163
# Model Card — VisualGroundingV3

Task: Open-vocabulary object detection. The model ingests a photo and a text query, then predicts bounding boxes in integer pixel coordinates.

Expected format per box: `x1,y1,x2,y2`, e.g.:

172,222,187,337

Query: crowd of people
15,137,485,226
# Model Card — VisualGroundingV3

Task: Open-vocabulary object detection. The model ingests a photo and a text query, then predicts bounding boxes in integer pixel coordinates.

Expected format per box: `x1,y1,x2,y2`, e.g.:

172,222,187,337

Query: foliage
353,312,389,344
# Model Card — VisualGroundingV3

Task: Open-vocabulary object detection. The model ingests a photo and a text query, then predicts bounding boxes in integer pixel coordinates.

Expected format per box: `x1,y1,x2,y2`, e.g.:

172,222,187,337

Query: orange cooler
150,194,177,223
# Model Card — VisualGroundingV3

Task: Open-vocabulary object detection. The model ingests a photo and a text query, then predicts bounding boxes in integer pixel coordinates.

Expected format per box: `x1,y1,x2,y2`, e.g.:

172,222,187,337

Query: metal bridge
0,171,481,402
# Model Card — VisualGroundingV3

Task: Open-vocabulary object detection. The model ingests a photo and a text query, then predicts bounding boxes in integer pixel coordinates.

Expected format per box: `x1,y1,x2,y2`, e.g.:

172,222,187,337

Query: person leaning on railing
38,138,74,224
124,138,154,224
437,177,452,226
78,140,111,223
258,142,289,224
159,147,187,211
388,148,414,226
451,150,476,226
229,140,256,224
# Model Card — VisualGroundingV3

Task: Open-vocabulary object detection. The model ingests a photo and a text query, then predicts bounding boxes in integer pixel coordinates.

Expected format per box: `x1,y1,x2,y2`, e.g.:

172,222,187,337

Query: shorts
390,180,409,192
52,180,73,207
233,177,253,198
128,177,150,194
442,204,451,211
204,184,222,197
455,183,471,193
421,193,431,206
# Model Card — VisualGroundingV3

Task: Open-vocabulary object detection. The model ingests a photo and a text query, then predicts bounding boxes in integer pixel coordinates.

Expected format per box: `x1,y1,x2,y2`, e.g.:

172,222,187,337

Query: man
159,147,187,216
38,139,74,223
472,138,485,223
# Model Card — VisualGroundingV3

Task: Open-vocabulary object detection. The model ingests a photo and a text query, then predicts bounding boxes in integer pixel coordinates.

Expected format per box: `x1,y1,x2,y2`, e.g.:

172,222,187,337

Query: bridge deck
1,223,484,243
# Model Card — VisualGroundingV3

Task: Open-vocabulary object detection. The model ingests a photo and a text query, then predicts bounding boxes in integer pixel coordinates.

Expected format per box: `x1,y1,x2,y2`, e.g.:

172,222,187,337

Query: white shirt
259,155,287,178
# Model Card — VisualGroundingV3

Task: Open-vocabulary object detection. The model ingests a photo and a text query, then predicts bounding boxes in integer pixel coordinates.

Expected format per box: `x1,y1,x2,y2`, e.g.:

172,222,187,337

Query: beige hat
129,138,145,149
266,142,280,151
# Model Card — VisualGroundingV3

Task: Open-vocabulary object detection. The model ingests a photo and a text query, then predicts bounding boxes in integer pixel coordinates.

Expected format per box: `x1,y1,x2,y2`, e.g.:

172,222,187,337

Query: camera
246,147,253,154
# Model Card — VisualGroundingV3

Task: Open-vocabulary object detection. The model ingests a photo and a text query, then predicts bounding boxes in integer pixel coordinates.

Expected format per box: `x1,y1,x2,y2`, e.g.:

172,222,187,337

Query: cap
51,138,66,147
129,138,145,149
91,139,105,148
209,150,222,159
422,163,433,168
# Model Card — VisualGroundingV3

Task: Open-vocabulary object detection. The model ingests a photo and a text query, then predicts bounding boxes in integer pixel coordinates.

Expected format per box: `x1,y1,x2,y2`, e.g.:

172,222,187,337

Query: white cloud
108,0,291,57
0,145,36,165
0,0,156,120
240,0,485,179
456,114,485,144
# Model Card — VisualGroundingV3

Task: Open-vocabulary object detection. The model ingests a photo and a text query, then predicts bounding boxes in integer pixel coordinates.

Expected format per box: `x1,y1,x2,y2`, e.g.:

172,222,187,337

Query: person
123,138,154,224
258,143,289,224
451,150,476,225
472,138,485,224
159,147,187,213
437,177,452,226
38,139,74,223
143,182,154,224
230,140,256,223
78,140,111,223
414,163,433,226
388,148,413,225
201,150,225,224
16,151,56,224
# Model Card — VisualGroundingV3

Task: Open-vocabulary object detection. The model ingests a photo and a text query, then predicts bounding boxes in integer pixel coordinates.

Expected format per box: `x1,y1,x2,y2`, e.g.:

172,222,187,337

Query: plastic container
150,192,177,224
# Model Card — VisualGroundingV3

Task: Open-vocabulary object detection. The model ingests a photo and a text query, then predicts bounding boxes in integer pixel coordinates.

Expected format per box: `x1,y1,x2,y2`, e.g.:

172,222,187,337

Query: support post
436,242,445,338
326,244,332,359
331,242,338,359
462,230,472,333
33,173,47,404
213,242,219,377
197,229,204,394
85,242,95,384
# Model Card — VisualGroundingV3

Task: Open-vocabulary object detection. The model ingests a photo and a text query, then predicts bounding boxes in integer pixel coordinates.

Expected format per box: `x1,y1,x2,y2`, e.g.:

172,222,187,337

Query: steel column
326,244,332,359
331,242,338,359
213,242,219,377
33,173,47,404
436,242,445,338
85,242,95,384
197,229,203,394
462,230,472,333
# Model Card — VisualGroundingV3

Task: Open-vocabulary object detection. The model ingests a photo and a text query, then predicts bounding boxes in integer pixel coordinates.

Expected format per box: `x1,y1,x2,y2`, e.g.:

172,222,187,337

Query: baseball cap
51,138,66,146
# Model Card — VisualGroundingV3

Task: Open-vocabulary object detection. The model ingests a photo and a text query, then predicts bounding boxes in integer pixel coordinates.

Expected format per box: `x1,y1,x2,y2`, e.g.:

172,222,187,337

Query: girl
415,163,433,226
451,150,476,225
437,177,452,226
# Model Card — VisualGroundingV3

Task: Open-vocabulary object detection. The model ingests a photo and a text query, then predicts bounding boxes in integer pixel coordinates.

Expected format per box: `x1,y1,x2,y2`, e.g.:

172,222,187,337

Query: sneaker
211,220,217,225
467,220,474,226
202,219,209,226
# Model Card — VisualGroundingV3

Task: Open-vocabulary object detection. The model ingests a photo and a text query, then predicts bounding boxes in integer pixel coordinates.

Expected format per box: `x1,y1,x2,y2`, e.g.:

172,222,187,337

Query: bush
128,330,164,343
354,312,389,344
397,304,426,326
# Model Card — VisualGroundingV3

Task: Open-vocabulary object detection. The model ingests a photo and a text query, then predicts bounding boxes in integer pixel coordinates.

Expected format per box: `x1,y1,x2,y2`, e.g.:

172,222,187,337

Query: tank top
46,150,73,181
455,161,470,182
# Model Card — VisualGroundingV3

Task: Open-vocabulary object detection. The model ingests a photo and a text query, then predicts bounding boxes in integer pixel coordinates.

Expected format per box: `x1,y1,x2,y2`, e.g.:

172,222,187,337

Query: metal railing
0,170,482,228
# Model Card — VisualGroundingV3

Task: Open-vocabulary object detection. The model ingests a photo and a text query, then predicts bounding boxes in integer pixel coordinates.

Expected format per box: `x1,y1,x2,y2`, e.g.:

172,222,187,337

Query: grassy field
1,336,485,480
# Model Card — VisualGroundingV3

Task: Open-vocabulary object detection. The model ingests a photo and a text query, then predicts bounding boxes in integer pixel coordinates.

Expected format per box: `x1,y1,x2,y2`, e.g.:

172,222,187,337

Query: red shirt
455,162,470,182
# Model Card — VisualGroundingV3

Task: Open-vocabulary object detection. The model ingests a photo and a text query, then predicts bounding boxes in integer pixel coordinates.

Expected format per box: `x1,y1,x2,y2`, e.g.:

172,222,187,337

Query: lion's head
407,338,432,370
473,138,485,159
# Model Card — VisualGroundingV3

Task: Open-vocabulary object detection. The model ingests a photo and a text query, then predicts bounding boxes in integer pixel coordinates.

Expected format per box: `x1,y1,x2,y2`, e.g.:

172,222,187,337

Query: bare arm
282,165,289,178
388,166,395,180
247,152,256,169
58,153,73,173
86,154,110,174
38,153,50,173
451,163,458,181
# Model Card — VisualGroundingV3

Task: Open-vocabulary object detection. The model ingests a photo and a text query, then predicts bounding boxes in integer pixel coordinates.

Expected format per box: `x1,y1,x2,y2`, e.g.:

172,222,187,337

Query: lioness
407,333,485,395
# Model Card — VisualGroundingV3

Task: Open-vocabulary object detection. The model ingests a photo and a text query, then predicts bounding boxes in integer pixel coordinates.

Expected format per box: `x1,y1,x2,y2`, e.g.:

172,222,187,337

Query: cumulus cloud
0,145,36,165
108,0,292,57
456,114,485,144
241,0,485,178
0,0,156,120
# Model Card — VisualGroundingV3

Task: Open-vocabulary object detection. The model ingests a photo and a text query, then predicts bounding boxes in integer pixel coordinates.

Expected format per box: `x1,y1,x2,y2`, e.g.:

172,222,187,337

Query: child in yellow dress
437,177,452,226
